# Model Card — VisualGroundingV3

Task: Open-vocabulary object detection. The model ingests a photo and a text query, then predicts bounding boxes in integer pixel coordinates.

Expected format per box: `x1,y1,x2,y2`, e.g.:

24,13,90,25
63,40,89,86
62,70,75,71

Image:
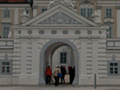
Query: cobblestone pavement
0,85,120,90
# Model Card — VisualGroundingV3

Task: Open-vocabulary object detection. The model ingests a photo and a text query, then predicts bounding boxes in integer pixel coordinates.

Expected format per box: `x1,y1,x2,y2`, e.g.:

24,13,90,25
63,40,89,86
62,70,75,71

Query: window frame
80,8,93,17
60,52,67,64
3,9,10,18
2,24,10,38
105,8,113,18
0,60,12,75
108,61,120,76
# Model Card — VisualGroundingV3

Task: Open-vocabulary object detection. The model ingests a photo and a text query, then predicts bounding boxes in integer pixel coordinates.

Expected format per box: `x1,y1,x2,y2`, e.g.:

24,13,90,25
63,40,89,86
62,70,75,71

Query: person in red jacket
45,66,52,84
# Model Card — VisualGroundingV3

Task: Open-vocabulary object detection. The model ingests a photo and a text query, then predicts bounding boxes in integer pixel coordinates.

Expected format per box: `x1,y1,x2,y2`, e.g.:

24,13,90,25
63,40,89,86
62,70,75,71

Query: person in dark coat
71,67,75,84
60,66,66,83
68,66,73,84
45,66,52,84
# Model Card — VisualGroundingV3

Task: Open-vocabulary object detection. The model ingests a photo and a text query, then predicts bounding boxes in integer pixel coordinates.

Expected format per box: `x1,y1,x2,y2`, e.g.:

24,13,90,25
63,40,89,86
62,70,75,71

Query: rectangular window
106,8,112,18
2,25,10,38
80,8,93,17
0,61,12,75
107,26,113,38
60,52,67,64
3,9,10,18
41,8,47,13
108,61,120,76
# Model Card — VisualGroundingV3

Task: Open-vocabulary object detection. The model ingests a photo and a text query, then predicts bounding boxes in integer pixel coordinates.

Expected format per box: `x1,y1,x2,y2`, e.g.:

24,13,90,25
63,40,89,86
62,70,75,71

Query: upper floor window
41,8,47,13
3,9,10,18
60,52,67,64
2,25,10,38
107,26,113,38
108,61,120,76
80,8,93,17
106,8,112,18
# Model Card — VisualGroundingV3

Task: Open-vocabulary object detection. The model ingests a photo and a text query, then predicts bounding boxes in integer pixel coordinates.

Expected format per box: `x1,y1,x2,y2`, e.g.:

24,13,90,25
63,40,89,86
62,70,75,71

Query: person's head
55,65,58,68
47,66,50,68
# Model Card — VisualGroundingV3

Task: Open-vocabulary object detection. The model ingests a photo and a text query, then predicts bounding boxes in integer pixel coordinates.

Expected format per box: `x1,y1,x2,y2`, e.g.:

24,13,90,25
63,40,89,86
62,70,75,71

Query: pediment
22,3,98,27
38,11,81,24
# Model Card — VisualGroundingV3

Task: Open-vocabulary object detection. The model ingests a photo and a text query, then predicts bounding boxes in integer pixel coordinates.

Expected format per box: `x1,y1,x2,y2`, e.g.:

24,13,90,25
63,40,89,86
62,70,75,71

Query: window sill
2,18,11,23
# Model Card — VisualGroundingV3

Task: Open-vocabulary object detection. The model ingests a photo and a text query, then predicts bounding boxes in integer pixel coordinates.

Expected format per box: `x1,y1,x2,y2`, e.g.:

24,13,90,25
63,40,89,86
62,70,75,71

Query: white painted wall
52,46,73,73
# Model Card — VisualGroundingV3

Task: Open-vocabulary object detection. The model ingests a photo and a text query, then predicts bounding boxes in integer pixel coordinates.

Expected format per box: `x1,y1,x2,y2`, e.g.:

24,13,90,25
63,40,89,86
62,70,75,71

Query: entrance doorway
39,39,79,85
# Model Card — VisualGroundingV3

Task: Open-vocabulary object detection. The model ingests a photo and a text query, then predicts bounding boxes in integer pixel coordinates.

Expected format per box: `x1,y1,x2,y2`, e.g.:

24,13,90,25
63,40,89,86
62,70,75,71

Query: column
14,8,19,24
117,6,120,37
33,5,38,17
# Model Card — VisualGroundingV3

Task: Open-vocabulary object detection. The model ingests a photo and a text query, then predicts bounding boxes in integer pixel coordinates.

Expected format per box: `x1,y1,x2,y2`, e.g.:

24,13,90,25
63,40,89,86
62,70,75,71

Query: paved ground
0,85,120,90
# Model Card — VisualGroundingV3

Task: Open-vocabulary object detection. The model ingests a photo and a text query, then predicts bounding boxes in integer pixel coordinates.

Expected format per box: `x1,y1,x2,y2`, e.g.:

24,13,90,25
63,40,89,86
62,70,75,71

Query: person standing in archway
53,66,61,86
45,66,52,84
60,66,66,84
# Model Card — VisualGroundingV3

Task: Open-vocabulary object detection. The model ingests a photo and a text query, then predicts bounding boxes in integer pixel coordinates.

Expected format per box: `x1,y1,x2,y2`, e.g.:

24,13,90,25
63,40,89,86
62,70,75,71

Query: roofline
0,2,31,4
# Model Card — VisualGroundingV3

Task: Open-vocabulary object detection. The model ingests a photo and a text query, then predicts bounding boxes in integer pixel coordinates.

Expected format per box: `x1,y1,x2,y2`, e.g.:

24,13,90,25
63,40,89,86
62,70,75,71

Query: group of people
45,65,75,86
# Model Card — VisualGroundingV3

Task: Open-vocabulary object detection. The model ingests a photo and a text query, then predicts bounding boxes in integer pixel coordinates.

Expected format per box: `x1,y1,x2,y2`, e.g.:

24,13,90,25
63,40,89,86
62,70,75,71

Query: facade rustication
0,0,120,85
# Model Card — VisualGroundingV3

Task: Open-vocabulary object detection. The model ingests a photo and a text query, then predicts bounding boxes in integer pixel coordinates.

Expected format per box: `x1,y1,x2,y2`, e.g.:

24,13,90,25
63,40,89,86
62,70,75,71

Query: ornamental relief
38,12,81,24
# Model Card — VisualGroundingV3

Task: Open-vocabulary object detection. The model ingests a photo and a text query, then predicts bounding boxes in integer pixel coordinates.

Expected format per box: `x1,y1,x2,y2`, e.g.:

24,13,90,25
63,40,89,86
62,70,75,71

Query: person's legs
54,77,57,86
46,75,49,84
47,76,50,84
63,75,65,83
57,77,59,86
61,76,63,84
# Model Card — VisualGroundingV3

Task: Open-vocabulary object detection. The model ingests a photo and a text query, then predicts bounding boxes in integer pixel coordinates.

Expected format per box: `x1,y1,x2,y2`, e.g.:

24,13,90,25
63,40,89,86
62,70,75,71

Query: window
3,9,10,18
107,26,113,38
0,61,12,75
108,61,120,76
80,8,93,17
2,25,10,38
106,8,112,18
41,8,47,13
60,52,67,64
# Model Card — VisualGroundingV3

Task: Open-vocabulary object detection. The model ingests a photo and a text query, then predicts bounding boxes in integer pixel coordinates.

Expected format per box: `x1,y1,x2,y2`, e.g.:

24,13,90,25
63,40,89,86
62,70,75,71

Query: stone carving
8,31,12,38
92,11,101,24
47,0,75,10
21,10,29,23
39,12,81,24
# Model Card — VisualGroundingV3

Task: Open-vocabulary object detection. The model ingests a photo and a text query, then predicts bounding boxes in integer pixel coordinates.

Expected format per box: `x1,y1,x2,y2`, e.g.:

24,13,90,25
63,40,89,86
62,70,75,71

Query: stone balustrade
0,39,14,49
106,38,120,49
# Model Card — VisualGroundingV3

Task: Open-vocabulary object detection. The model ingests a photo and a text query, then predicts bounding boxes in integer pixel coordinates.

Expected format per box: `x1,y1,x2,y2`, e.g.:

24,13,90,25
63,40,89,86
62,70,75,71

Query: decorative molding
97,6,102,9
116,6,120,9
32,5,38,9
80,0,94,5
38,12,81,24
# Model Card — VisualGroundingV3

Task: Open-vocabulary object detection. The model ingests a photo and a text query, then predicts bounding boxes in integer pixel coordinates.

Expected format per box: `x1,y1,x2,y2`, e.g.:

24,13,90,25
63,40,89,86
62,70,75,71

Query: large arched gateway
39,39,80,85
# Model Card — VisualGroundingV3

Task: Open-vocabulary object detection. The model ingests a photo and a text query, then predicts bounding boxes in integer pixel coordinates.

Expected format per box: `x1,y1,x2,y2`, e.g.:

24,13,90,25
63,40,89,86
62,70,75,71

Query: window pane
110,63,113,66
114,68,118,71
2,67,5,73
7,62,10,65
60,52,67,63
7,67,10,73
110,71,113,74
110,67,113,71
114,63,118,66
114,71,118,74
